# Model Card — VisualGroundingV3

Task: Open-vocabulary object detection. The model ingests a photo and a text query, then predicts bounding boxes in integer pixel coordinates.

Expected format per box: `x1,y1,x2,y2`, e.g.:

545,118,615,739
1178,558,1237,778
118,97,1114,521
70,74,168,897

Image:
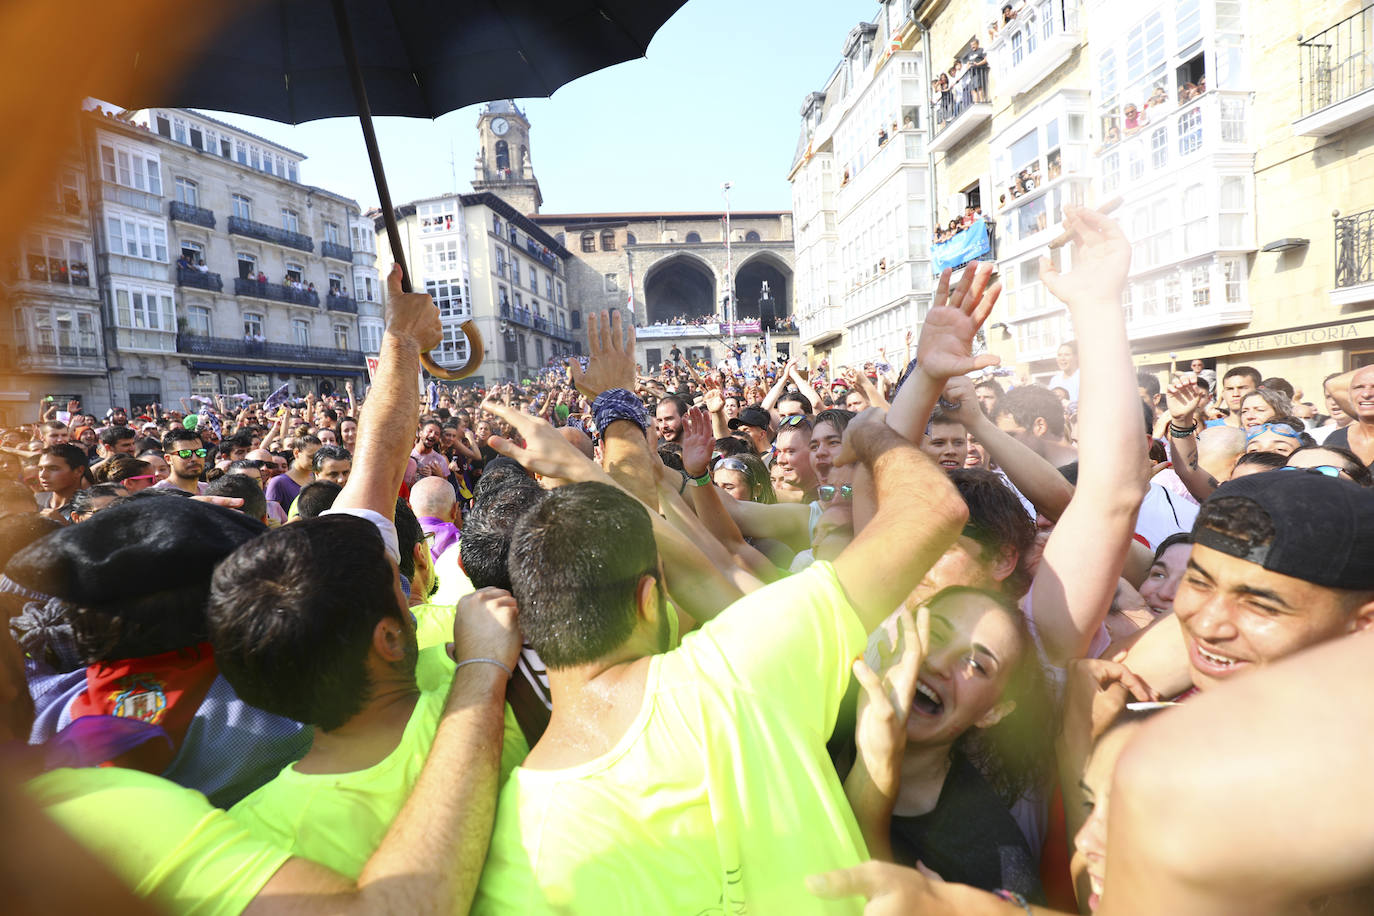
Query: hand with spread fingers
570,310,637,398
915,262,1002,385
481,396,605,486
852,606,929,802
1166,373,1207,426
680,406,714,479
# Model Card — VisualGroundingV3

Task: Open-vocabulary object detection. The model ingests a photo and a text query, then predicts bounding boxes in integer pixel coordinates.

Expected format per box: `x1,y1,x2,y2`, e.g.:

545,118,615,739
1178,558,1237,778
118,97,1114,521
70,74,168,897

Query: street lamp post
722,181,734,349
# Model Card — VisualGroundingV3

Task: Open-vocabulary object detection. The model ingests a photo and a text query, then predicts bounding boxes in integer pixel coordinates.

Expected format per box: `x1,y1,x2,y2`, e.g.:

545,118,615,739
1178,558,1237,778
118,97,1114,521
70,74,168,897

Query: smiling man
920,407,969,471
1174,471,1374,693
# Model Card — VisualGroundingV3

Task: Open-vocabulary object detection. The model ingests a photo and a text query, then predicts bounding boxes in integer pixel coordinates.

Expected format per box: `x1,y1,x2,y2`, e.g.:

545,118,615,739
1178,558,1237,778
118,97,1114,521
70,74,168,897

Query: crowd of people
3,206,1374,915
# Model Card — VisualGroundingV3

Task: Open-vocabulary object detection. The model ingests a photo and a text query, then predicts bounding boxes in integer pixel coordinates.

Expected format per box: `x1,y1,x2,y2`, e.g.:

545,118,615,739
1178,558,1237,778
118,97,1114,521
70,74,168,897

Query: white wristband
454,657,513,677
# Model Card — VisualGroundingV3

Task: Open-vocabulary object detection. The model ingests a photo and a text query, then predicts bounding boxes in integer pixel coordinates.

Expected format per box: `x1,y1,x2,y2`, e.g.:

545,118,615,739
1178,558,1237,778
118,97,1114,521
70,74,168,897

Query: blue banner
931,218,991,273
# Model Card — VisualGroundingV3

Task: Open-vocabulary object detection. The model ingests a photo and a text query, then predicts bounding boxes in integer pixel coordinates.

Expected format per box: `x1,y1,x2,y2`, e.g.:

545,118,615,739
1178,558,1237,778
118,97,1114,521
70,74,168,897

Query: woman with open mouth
845,586,1056,904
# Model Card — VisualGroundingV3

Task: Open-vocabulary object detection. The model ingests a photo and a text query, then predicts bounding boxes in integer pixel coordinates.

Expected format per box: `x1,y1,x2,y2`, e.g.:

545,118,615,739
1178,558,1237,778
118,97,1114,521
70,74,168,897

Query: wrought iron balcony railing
177,266,223,291
169,200,216,229
233,276,320,306
227,215,314,252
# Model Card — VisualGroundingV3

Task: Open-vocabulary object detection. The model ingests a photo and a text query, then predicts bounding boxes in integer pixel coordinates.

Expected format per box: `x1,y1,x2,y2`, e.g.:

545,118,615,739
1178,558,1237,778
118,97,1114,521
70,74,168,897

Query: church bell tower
472,100,543,214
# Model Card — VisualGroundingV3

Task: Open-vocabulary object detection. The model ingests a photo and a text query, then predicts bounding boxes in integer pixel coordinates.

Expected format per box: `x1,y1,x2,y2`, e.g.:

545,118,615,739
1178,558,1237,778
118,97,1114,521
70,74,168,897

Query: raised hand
1039,204,1132,306
481,397,600,485
570,310,637,398
915,262,1002,383
938,375,984,428
451,587,521,674
1166,373,1207,425
700,376,725,415
1062,657,1159,747
383,263,443,352
680,406,714,478
853,606,928,801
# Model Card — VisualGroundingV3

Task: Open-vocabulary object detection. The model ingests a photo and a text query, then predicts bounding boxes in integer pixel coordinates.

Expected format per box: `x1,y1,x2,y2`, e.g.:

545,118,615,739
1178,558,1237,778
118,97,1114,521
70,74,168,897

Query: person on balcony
1123,103,1147,134
176,254,191,271
196,259,209,274
963,39,989,103
1146,85,1169,110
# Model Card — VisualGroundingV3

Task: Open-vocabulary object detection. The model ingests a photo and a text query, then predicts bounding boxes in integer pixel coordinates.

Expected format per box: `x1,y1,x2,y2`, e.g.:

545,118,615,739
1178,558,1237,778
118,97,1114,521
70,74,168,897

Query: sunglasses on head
816,484,853,503
1280,465,1344,479
1245,423,1301,442
174,448,208,459
779,415,812,430
121,474,157,483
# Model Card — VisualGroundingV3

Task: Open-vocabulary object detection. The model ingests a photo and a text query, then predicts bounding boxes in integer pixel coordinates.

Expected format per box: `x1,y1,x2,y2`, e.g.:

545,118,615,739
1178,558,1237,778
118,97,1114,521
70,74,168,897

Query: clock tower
472,100,543,214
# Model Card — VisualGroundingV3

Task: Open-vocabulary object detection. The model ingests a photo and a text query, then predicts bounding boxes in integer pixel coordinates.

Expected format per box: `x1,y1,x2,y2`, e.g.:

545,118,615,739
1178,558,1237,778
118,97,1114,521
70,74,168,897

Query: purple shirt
419,517,461,560
264,474,304,511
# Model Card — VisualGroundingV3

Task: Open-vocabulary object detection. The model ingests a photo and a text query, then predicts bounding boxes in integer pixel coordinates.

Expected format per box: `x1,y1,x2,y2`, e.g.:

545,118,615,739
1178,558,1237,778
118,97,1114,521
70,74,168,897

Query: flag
263,383,290,413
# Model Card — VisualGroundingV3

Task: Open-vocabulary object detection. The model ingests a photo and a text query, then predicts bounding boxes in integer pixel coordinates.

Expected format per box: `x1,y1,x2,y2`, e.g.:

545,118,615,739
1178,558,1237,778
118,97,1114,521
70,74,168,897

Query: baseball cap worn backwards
728,406,771,431
1195,471,1374,590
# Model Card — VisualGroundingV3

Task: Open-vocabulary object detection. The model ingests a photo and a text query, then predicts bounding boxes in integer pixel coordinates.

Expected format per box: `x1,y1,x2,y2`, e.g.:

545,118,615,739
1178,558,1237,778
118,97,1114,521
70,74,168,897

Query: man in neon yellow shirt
204,265,528,879
474,408,969,914
17,266,524,916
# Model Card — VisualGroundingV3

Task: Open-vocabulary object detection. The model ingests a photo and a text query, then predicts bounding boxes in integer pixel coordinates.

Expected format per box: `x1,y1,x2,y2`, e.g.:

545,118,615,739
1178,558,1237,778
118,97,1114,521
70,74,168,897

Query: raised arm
330,264,441,521
1029,205,1150,665
788,363,823,411
571,311,659,508
1163,374,1216,502
833,410,968,632
885,263,1001,443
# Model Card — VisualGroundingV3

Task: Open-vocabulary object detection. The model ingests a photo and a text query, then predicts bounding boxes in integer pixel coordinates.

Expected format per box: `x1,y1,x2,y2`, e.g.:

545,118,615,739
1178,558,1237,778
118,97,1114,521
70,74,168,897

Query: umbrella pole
329,0,410,294
329,0,484,380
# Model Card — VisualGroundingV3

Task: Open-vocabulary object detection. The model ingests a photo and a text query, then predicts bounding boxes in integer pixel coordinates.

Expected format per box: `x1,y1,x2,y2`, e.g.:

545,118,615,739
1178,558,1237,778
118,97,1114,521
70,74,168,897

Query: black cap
5,492,266,661
1194,471,1374,590
728,406,771,431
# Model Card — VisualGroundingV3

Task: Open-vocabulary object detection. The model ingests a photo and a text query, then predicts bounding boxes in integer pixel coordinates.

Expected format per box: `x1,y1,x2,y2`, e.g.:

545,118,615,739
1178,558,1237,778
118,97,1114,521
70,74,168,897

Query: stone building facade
529,211,798,370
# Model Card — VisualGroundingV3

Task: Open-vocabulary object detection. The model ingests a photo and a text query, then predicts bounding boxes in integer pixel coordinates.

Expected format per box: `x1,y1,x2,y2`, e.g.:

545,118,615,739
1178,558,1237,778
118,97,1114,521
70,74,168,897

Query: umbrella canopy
110,0,688,123
98,0,688,378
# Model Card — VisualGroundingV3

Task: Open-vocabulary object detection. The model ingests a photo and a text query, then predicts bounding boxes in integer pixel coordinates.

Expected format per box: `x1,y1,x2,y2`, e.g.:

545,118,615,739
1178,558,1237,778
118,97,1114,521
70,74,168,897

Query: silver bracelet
454,657,512,677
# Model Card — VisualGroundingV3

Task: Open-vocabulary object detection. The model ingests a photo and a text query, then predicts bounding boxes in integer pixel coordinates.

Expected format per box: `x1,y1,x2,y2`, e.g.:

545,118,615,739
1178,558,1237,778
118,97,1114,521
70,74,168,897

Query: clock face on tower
491,117,510,136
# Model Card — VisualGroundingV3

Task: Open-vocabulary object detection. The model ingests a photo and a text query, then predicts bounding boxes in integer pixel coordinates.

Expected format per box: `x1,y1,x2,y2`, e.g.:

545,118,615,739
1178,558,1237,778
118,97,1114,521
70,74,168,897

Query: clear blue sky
205,0,874,215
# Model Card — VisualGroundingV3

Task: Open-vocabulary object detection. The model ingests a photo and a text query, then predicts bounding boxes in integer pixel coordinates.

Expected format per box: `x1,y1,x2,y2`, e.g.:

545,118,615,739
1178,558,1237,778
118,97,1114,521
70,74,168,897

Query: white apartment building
381,192,574,385
791,1,933,369
81,106,366,409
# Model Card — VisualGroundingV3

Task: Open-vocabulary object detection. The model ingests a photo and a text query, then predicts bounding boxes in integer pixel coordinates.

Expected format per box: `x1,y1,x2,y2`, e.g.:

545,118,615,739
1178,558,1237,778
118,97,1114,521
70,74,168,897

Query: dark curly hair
949,469,1036,599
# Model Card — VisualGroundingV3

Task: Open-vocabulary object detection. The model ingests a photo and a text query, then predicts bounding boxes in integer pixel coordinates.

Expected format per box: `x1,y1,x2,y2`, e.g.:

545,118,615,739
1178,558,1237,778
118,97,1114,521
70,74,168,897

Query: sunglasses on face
174,448,208,459
1280,465,1344,479
817,484,853,503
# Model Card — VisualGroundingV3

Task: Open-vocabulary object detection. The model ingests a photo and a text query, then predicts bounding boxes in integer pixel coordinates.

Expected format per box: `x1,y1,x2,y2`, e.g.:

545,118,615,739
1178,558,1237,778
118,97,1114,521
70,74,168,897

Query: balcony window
511,258,520,283
1149,126,1168,168
244,313,264,338
187,306,211,337
1177,107,1203,155
1190,264,1211,307
285,262,304,285
325,222,340,245
425,278,467,319
334,325,350,350
112,284,175,332
232,195,252,220
238,254,257,280
328,272,344,294
293,319,310,348
175,177,198,207
282,209,300,233
99,141,161,195
106,215,168,262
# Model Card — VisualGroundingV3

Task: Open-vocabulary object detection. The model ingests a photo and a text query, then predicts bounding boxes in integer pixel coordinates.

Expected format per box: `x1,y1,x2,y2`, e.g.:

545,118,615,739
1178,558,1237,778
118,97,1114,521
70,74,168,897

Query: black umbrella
106,0,688,379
